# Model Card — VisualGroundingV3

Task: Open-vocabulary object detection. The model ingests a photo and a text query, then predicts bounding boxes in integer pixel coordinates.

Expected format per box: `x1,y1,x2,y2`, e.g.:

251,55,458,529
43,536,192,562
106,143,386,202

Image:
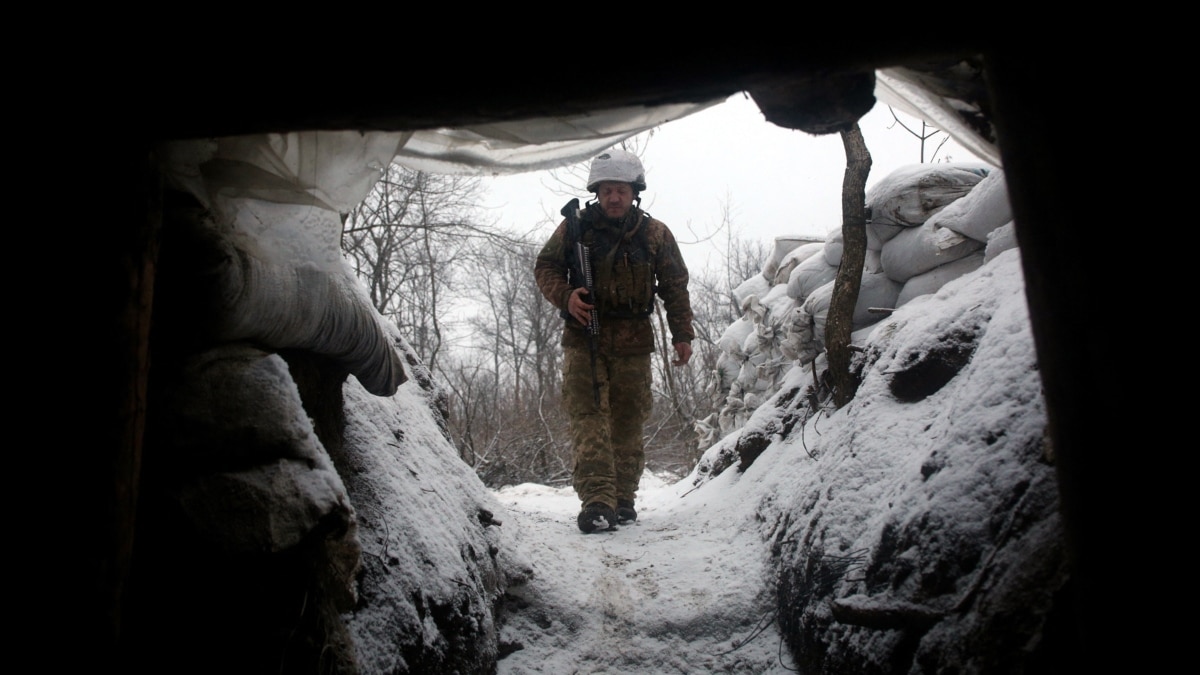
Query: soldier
534,148,695,533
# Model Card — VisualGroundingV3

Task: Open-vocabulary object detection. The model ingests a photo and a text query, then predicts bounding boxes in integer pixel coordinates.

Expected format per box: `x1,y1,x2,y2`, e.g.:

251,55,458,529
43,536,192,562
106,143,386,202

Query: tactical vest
564,202,657,320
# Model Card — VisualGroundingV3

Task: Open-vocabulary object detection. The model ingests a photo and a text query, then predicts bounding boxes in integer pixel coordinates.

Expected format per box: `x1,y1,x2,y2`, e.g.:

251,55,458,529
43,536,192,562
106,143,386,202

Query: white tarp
390,100,724,175
875,67,1002,168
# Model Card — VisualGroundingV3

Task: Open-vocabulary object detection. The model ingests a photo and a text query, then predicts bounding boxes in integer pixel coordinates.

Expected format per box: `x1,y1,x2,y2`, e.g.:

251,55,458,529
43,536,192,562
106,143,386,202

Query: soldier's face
596,181,635,219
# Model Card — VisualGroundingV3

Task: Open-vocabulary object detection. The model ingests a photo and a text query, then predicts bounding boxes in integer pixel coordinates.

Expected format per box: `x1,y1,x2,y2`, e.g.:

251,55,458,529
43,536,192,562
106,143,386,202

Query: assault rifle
561,198,601,406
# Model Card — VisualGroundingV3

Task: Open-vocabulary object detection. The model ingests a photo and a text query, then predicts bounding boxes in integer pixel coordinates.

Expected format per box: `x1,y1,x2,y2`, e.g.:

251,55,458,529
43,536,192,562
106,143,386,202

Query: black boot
577,502,617,533
617,499,637,524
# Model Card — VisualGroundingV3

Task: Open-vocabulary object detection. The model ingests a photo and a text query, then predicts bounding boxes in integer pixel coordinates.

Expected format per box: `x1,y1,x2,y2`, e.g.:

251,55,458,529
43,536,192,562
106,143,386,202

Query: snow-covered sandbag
733,274,771,308
821,229,883,273
773,240,825,285
896,252,985,306
866,163,990,228
741,294,769,326
805,272,904,346
718,397,749,436
787,253,838,302
718,317,755,356
780,306,819,365
761,236,813,283
923,169,1012,243
879,218,985,283
714,351,742,397
867,221,906,249
737,338,773,392
984,221,1018,263
742,390,768,412
760,282,796,325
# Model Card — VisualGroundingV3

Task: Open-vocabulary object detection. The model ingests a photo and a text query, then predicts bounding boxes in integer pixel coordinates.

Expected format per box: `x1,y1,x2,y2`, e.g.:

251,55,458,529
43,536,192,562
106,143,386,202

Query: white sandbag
718,317,755,356
735,351,758,391
867,221,906,249
821,229,883,272
787,253,838,301
923,168,1012,243
780,306,819,365
984,221,1018,263
719,397,749,437
714,351,742,396
805,272,904,346
737,338,770,390
896,252,985,306
761,236,815,283
880,218,985,283
865,162,990,227
733,274,771,308
761,283,796,326
743,390,769,412
773,241,825,285
823,231,841,266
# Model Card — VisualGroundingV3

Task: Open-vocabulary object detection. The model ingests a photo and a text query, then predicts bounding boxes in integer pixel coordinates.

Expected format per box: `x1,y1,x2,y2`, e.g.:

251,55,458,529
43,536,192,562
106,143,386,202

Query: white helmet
586,148,646,193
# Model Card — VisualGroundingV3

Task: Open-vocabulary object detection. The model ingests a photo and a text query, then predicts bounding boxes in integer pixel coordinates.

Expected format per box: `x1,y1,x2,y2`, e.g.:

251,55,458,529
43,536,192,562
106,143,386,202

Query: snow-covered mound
707,163,1016,443
691,246,1063,672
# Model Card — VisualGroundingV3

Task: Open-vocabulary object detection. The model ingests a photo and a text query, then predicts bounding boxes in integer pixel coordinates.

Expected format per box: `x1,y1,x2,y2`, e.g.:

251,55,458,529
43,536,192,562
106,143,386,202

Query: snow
151,105,1056,671
494,472,795,673
335,244,1046,673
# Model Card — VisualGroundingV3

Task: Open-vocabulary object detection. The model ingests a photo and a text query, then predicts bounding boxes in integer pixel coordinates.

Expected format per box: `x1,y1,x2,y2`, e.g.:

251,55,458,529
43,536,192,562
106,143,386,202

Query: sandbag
984,221,1018,263
773,241,825,285
879,219,985,283
896,252,985,306
761,236,815,283
733,274,771,309
787,251,838,302
718,317,755,356
821,229,883,273
923,168,1012,243
805,272,903,346
865,162,990,228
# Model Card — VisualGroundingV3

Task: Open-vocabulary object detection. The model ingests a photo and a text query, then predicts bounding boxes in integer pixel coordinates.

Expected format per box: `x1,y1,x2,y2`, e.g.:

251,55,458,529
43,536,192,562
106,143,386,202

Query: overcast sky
482,93,991,275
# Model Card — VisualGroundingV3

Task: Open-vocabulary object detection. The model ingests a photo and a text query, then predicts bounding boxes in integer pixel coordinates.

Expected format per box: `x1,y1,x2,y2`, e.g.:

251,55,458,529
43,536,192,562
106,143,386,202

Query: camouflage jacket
535,202,694,356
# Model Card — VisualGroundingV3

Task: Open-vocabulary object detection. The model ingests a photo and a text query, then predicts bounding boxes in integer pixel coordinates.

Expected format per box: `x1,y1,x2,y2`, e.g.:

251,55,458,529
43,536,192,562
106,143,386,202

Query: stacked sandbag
713,314,755,402
866,162,990,231
771,239,825,286
786,250,840,302
705,162,1013,452
712,285,794,437
879,220,985,282
804,271,904,348
984,222,1018,262
761,236,822,285
923,168,1012,243
887,166,1014,301
732,286,793,411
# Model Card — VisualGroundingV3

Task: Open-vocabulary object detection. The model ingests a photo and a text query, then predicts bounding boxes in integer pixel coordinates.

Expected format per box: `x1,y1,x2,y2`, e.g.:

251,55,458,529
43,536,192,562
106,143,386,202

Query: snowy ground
493,472,798,675
488,248,1045,675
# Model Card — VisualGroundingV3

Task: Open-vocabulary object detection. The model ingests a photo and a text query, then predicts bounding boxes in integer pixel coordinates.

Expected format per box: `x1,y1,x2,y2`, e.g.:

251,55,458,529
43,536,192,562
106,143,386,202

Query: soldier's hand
672,342,692,367
568,287,594,326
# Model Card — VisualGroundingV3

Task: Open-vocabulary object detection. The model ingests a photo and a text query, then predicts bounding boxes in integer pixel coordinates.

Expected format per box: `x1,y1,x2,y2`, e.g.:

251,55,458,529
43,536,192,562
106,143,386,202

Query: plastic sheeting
390,100,724,176
875,67,1002,168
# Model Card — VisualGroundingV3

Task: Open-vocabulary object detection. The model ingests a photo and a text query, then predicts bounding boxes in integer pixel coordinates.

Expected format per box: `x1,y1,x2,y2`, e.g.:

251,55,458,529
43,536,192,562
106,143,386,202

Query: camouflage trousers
562,347,652,511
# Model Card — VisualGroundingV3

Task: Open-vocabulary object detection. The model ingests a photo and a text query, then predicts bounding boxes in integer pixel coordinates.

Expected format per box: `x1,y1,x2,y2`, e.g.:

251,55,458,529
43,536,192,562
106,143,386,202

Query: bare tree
886,106,952,163
341,164,512,374
644,201,769,476
826,124,871,407
439,234,572,488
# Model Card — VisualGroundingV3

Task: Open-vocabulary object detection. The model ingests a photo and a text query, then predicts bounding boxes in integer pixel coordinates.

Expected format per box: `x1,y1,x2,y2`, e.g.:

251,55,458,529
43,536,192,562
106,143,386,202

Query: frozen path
492,473,798,674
